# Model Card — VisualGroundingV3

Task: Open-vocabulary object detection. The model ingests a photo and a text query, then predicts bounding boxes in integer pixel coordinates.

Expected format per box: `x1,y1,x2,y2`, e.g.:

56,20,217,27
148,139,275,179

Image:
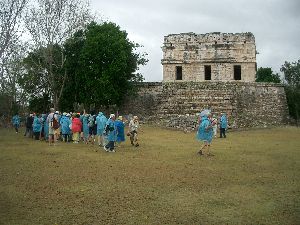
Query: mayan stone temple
121,32,289,130
161,32,256,82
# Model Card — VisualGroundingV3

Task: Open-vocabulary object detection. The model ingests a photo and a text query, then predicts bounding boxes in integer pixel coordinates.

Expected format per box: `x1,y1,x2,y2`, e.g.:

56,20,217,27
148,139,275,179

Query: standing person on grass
211,115,218,138
12,113,21,133
60,112,71,142
196,111,214,156
96,112,107,147
32,113,42,140
219,113,228,138
72,114,82,143
103,114,117,152
24,114,32,137
43,113,49,142
88,112,97,145
82,113,90,144
115,116,125,147
128,116,140,147
46,108,56,145
53,111,61,142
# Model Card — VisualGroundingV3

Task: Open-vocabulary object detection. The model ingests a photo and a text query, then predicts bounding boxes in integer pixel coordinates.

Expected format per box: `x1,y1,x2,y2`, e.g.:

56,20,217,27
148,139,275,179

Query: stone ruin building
162,32,256,82
121,32,289,130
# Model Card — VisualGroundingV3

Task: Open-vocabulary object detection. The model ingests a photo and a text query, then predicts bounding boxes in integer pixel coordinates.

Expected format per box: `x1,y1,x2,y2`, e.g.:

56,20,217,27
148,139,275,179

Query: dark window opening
176,66,182,80
204,65,211,80
234,65,241,80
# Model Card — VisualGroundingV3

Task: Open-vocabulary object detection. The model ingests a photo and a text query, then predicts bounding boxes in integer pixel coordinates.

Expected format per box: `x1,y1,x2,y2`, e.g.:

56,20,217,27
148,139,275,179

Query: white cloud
91,0,300,81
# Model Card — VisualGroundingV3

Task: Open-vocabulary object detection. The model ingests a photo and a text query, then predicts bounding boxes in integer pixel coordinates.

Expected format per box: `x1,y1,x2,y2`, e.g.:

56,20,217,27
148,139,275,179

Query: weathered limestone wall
162,32,256,82
120,82,289,130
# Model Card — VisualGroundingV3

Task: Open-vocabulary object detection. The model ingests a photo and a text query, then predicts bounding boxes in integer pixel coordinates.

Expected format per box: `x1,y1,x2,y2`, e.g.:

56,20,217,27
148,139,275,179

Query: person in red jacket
72,114,82,143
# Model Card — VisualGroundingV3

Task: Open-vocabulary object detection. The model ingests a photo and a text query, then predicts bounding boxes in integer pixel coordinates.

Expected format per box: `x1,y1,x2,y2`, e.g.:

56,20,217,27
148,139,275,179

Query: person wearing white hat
46,108,57,145
60,112,71,142
24,113,33,137
115,115,125,147
211,115,218,138
128,116,140,147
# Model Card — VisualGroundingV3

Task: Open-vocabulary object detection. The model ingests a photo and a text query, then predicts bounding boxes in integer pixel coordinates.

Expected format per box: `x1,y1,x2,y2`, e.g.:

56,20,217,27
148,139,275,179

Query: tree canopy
255,67,281,83
281,59,300,124
281,60,300,88
0,0,28,116
23,0,92,109
19,44,65,98
59,21,147,111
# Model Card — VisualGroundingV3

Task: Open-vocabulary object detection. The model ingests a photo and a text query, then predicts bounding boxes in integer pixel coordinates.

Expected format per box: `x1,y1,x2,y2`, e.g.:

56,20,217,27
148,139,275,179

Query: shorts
89,127,97,135
49,127,54,135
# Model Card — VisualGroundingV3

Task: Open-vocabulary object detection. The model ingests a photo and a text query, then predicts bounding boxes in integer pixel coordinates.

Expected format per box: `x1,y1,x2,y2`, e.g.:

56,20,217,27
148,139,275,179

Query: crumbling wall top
163,32,255,44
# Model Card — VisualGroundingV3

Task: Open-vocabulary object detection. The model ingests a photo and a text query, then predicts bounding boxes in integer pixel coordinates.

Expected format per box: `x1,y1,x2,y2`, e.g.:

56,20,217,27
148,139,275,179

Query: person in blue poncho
103,114,117,152
115,116,125,147
196,111,214,156
96,112,107,146
32,113,42,140
43,114,49,141
82,113,89,144
60,112,71,142
39,114,45,140
88,111,97,145
219,113,228,138
12,113,21,133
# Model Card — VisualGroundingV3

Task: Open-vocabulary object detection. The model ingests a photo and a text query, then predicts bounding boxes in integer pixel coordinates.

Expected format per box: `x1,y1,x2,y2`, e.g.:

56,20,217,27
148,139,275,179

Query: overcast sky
91,0,300,82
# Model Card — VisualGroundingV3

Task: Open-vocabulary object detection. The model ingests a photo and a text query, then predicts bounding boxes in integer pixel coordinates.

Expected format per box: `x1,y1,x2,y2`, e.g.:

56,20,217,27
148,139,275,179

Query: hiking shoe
103,146,109,152
135,143,139,147
198,150,203,155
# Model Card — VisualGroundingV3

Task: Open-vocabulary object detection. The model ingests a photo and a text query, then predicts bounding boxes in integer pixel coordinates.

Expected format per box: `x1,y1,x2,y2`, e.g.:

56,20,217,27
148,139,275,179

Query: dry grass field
0,125,299,225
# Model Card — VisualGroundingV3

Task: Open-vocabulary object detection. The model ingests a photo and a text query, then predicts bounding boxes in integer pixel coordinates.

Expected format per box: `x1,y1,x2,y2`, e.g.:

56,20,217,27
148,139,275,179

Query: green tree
255,67,281,83
19,44,65,103
281,59,300,125
28,94,51,113
60,21,147,111
281,60,300,88
24,0,91,109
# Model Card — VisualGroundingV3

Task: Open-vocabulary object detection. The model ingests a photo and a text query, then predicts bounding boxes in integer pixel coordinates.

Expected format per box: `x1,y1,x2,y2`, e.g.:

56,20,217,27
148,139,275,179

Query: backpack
88,115,95,127
52,116,60,129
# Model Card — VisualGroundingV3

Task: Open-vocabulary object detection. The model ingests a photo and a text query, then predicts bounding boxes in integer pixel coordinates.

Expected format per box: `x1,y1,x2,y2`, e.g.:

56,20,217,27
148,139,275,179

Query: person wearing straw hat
128,116,140,147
